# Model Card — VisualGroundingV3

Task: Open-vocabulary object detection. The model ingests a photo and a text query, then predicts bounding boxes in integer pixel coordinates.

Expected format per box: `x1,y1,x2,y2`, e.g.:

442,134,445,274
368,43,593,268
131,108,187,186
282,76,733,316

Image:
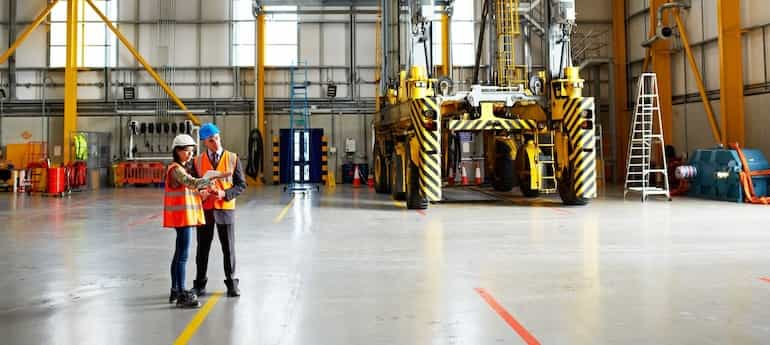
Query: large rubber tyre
406,159,429,210
391,153,406,201
492,142,516,192
558,166,589,206
516,146,540,198
374,144,390,194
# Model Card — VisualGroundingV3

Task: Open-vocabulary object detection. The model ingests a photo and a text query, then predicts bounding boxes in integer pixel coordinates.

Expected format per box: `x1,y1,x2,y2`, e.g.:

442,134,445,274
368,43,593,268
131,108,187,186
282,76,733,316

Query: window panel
49,0,117,67
85,23,107,45
453,0,474,20
233,2,297,67
453,43,475,66
50,46,66,68
265,22,297,45
452,21,474,44
234,21,255,44
233,0,254,21
234,45,255,66
265,45,297,66
83,2,106,22
84,46,107,67
50,23,67,45
51,2,67,22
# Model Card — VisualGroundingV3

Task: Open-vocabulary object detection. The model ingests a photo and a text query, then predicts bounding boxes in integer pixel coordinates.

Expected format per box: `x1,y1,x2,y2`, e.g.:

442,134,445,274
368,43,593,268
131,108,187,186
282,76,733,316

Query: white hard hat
172,134,196,148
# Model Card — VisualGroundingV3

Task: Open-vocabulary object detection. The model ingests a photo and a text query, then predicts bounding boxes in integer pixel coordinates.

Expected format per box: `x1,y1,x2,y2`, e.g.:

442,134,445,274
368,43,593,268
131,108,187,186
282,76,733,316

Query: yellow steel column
0,1,59,64
649,0,673,146
440,11,450,77
612,0,629,181
717,0,745,145
255,12,266,185
84,0,199,125
64,0,80,164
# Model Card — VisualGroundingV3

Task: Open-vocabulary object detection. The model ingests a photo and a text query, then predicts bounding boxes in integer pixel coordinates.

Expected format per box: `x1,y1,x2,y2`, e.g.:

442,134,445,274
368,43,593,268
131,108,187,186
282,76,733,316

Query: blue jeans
170,227,193,291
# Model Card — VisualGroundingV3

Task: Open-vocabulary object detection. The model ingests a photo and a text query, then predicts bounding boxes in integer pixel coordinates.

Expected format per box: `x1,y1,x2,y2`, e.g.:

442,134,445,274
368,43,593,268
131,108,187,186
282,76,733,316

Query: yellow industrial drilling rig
373,0,597,209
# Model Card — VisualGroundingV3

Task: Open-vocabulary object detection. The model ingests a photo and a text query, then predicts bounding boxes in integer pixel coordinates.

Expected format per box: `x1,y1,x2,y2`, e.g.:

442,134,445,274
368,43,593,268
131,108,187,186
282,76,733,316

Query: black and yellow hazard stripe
408,97,442,202
272,136,280,185
321,136,329,185
447,118,537,131
562,97,597,199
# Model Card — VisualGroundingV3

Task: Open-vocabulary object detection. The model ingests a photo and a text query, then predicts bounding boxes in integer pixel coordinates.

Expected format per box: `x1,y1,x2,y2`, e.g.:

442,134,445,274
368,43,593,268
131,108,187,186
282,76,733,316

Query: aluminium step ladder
285,61,318,194
624,73,671,201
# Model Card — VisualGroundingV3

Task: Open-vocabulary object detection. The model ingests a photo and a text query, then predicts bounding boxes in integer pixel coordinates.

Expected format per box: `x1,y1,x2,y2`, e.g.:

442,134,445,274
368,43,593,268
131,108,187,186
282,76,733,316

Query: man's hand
216,190,226,200
199,189,210,199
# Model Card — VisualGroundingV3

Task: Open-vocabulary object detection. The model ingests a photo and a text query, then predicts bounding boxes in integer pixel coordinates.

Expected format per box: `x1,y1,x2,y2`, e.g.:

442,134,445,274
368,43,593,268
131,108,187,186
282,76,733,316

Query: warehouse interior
2,0,770,344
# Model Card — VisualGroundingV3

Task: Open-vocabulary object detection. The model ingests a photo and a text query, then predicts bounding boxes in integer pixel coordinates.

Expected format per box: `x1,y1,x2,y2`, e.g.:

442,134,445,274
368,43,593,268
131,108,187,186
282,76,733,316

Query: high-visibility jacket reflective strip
163,164,205,228
195,151,236,210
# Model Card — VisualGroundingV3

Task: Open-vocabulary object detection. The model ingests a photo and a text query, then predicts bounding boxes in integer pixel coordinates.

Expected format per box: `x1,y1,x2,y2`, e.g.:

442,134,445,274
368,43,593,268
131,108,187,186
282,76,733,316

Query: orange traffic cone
367,173,375,188
447,167,455,186
352,165,362,188
461,166,469,185
475,163,482,185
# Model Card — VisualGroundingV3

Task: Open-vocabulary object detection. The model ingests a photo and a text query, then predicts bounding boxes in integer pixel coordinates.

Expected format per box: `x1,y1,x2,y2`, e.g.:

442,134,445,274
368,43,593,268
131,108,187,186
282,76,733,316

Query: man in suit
192,123,246,297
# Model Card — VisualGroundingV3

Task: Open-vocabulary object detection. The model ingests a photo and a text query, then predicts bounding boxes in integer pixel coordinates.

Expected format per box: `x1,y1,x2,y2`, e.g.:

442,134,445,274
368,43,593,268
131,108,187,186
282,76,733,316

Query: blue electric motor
684,147,770,202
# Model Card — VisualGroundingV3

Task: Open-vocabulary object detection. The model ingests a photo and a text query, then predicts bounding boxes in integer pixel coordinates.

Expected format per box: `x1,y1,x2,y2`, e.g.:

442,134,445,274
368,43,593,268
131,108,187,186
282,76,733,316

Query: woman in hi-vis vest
163,134,231,308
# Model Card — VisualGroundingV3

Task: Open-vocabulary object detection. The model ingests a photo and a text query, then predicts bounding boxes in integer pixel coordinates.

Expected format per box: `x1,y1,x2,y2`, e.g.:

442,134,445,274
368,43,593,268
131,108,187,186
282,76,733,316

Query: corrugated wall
627,0,770,158
0,0,613,182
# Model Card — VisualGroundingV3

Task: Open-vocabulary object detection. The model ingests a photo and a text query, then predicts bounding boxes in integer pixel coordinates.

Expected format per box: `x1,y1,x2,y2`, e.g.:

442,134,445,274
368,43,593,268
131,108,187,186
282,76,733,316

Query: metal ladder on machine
285,61,317,193
536,132,557,193
624,73,671,201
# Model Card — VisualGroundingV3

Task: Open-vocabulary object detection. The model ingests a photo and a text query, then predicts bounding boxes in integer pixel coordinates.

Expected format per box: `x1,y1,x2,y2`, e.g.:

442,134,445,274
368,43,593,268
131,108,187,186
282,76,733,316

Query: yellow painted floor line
392,200,405,209
273,196,296,223
172,291,223,345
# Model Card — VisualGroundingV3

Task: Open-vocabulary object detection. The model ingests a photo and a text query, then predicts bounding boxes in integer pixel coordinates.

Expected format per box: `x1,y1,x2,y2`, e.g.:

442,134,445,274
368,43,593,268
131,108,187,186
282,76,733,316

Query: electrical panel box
345,138,356,153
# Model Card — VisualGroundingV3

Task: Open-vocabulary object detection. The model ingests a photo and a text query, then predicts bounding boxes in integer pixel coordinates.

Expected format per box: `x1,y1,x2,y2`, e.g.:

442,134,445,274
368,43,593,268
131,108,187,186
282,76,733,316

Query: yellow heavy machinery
373,0,597,209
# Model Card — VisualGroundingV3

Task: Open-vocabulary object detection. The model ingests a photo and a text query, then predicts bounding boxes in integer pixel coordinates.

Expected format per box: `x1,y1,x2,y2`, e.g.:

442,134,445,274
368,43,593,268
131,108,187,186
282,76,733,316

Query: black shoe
169,289,180,304
176,290,201,309
192,278,208,297
224,279,240,297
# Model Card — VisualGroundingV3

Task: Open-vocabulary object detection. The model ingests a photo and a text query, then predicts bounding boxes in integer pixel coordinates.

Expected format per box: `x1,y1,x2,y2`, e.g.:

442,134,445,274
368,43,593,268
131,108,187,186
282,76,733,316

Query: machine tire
391,153,406,201
374,144,390,194
406,157,428,210
516,146,540,198
492,142,515,192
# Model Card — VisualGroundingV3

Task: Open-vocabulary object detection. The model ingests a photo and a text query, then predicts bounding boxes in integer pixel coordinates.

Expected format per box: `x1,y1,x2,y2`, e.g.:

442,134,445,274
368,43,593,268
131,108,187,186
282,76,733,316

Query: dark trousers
171,227,193,291
195,218,236,281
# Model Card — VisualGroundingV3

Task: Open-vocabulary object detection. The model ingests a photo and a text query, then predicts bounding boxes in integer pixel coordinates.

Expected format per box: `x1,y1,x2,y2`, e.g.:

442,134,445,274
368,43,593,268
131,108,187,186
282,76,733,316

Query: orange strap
728,142,770,204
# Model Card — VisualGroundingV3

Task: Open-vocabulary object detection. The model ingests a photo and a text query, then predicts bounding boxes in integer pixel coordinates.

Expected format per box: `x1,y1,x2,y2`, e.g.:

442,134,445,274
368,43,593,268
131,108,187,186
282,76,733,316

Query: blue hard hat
199,123,220,140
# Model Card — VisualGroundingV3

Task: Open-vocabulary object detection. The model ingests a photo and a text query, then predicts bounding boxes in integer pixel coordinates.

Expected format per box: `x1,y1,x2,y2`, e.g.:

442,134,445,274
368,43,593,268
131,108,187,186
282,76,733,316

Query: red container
47,167,66,194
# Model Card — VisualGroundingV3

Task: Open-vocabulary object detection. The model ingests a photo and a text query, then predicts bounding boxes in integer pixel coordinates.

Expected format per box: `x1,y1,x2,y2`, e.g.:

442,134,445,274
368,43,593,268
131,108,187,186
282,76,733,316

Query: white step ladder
624,73,671,201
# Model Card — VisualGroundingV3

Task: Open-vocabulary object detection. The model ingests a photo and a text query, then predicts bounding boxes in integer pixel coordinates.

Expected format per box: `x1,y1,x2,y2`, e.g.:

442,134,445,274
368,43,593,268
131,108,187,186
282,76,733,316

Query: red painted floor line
416,210,426,216
475,288,541,345
127,213,162,228
760,277,770,283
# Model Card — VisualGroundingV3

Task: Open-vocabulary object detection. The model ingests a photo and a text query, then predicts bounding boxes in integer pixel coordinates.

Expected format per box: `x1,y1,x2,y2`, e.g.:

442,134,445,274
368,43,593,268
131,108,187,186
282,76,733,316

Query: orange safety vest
195,150,237,210
163,163,205,228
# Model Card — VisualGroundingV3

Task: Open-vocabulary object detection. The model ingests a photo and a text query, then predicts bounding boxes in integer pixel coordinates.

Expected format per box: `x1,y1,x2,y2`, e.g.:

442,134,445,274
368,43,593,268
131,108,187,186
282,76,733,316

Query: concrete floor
1,185,770,345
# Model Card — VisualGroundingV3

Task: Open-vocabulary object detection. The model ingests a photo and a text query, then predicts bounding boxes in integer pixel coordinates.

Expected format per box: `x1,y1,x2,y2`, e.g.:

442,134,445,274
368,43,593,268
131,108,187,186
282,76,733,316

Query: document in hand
203,170,226,179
